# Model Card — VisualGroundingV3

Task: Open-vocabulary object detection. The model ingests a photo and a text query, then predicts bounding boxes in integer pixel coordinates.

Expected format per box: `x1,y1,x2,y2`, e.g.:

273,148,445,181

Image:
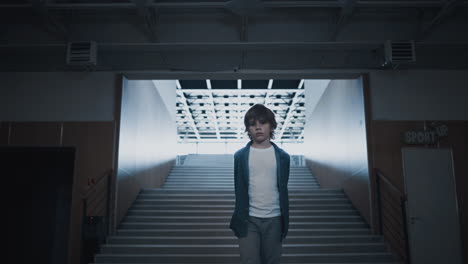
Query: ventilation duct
66,41,97,68
383,40,416,68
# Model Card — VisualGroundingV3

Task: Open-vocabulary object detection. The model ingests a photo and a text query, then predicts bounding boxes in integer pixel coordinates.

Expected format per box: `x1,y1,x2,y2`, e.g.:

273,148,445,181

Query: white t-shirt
248,145,281,217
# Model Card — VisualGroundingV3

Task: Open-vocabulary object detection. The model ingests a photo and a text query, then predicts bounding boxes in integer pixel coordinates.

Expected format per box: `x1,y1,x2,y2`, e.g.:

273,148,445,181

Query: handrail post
375,171,383,235
106,170,113,236
80,198,87,264
374,168,410,264
80,169,113,264
401,196,411,264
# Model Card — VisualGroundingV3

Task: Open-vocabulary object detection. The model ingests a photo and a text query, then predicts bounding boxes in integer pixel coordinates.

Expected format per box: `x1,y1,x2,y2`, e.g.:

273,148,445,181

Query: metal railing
81,169,113,264
176,155,187,166
375,168,411,264
291,155,305,166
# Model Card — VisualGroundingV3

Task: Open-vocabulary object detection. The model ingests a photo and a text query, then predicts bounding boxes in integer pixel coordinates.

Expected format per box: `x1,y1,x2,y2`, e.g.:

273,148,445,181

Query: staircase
181,154,233,167
93,154,400,263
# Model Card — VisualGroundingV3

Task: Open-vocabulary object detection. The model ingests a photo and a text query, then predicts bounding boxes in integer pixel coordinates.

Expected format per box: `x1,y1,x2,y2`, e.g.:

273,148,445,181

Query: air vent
384,40,416,66
66,41,97,67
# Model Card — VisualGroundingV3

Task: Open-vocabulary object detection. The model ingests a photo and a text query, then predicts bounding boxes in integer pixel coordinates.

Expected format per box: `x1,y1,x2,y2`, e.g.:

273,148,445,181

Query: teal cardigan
229,141,290,241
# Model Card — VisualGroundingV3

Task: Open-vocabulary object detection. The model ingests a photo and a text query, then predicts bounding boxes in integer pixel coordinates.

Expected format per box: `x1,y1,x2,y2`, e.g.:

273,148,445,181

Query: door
3,147,75,264
402,147,463,264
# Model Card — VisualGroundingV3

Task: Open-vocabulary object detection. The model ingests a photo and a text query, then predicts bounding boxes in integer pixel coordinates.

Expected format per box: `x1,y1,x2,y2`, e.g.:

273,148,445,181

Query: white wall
304,78,368,186
116,78,177,223
303,77,371,223
0,72,116,121
152,80,177,121
118,79,177,175
369,70,468,121
304,79,330,123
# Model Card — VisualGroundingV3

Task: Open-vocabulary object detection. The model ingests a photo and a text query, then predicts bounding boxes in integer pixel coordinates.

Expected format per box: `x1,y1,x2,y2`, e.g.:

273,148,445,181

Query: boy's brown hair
244,104,277,140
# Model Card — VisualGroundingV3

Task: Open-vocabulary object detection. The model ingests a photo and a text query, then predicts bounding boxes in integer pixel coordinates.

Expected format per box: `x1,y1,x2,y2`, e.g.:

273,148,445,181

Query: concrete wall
370,70,468,121
0,72,116,122
116,78,177,224
303,77,370,224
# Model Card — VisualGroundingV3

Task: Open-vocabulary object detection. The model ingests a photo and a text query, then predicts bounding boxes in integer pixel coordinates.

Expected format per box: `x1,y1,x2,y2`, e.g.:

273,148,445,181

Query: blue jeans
238,215,283,264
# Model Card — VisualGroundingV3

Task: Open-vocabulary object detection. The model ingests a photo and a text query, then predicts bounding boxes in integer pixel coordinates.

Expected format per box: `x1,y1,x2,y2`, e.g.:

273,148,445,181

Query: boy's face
247,119,273,144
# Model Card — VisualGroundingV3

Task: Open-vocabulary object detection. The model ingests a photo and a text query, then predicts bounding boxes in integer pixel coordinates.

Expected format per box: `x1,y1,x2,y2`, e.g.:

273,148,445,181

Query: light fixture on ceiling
298,79,304,89
268,79,273,89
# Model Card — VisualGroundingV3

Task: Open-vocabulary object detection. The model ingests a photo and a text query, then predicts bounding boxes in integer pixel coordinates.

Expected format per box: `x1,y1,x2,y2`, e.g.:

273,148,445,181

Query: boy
229,104,290,264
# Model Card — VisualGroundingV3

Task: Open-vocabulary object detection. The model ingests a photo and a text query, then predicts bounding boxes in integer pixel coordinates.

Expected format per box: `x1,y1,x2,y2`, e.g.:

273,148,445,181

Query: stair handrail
374,168,411,264
82,168,113,216
81,168,113,264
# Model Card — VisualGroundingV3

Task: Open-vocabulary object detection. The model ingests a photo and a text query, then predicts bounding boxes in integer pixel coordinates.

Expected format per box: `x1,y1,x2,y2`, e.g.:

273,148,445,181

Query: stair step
135,198,349,202
94,252,395,263
130,204,356,210
127,209,359,217
167,173,315,176
118,222,369,230
94,263,400,264
162,184,320,187
137,193,345,199
164,179,318,182
162,184,319,187
100,243,388,254
140,188,343,194
117,228,373,237
167,173,314,175
168,174,315,176
123,215,365,223
107,235,384,244
167,173,314,176
133,198,350,206
170,166,309,168
157,188,322,191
